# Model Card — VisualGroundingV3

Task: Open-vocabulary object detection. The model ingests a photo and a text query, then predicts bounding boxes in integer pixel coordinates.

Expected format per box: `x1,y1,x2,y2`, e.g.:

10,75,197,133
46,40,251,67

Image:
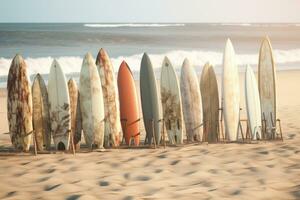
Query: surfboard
200,63,219,143
222,39,240,141
140,53,162,145
79,53,105,149
96,48,122,147
258,36,277,139
32,73,51,151
118,61,140,145
7,54,33,151
245,65,262,140
160,56,183,144
68,79,82,150
180,58,202,142
48,59,71,150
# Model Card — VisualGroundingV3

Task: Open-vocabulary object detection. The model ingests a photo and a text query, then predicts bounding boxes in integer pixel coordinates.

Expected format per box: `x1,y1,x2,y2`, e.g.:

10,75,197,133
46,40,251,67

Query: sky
0,0,300,23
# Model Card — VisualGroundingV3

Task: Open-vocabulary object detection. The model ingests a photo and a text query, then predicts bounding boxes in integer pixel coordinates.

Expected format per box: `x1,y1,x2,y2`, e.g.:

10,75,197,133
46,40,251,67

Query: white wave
84,23,185,28
219,23,252,27
1,48,300,77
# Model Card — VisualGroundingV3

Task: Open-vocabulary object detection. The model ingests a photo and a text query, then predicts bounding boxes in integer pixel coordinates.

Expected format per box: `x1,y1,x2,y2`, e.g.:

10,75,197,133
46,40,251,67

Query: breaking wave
1,48,300,78
84,23,185,28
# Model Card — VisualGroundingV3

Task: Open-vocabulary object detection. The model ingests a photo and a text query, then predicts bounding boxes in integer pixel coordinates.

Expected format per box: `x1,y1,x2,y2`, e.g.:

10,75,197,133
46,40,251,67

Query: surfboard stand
219,107,226,143
276,119,283,141
158,119,166,148
69,130,76,156
32,130,38,156
239,119,252,143
261,112,283,141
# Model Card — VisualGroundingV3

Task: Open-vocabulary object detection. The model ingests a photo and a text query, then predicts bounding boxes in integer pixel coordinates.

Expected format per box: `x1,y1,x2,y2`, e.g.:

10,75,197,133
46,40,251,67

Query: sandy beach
0,69,299,200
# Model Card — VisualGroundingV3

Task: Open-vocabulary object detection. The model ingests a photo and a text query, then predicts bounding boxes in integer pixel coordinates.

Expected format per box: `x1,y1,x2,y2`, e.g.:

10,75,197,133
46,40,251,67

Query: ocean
0,23,300,87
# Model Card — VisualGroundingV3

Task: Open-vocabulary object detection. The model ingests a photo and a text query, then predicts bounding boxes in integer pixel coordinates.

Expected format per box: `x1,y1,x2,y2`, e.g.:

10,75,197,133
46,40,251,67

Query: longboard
140,53,162,145
222,39,240,141
96,48,122,147
79,53,105,149
32,74,51,150
200,63,219,143
245,65,262,140
180,58,202,142
48,59,71,150
160,56,183,144
68,79,82,150
118,61,140,145
7,54,33,151
258,37,277,139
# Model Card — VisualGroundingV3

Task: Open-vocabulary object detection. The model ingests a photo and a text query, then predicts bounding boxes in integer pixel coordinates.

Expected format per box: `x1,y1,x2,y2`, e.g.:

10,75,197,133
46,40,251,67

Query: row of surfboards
7,37,276,151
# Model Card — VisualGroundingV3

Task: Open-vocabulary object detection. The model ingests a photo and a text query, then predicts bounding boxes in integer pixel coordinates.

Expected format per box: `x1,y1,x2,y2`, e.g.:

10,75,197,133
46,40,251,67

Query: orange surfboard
118,61,140,145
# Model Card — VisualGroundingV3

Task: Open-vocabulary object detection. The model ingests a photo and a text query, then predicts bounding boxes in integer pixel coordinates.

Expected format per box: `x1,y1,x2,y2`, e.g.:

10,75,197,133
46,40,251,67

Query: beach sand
0,70,299,199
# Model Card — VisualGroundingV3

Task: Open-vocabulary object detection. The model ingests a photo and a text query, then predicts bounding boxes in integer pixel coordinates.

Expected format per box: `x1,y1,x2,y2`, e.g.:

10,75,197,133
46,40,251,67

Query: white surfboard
160,56,183,144
222,39,240,141
258,37,277,139
48,59,71,150
180,58,202,142
79,53,105,149
245,65,262,140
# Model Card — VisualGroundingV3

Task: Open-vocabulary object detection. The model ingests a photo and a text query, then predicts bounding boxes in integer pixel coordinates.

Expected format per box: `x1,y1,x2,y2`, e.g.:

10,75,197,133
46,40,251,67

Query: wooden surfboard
79,52,105,149
32,73,51,151
180,58,202,142
222,39,240,141
140,53,162,145
68,79,82,150
258,36,277,139
96,48,122,147
200,63,219,143
48,59,71,150
7,54,33,151
245,65,262,140
118,61,140,146
160,56,183,144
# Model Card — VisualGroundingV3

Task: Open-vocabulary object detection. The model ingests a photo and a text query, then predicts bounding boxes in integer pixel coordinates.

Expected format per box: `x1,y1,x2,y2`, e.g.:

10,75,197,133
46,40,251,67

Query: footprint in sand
231,189,242,196
44,168,56,174
44,184,61,191
5,191,17,198
66,194,81,200
123,195,134,200
154,169,163,173
37,176,51,183
135,175,151,181
170,160,180,165
123,172,130,180
99,181,110,186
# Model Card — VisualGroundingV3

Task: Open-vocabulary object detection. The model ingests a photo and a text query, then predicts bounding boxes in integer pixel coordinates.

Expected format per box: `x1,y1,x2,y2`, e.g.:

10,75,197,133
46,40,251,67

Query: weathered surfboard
140,53,162,145
7,54,33,151
160,56,183,144
245,65,262,140
48,59,71,150
68,79,82,150
180,58,202,142
118,61,140,146
200,63,219,143
258,36,277,139
222,39,240,141
96,48,122,147
79,52,105,149
32,74,51,150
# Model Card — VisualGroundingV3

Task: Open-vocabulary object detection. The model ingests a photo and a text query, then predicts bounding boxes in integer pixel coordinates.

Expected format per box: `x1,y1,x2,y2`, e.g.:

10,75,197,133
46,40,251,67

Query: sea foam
84,23,185,28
